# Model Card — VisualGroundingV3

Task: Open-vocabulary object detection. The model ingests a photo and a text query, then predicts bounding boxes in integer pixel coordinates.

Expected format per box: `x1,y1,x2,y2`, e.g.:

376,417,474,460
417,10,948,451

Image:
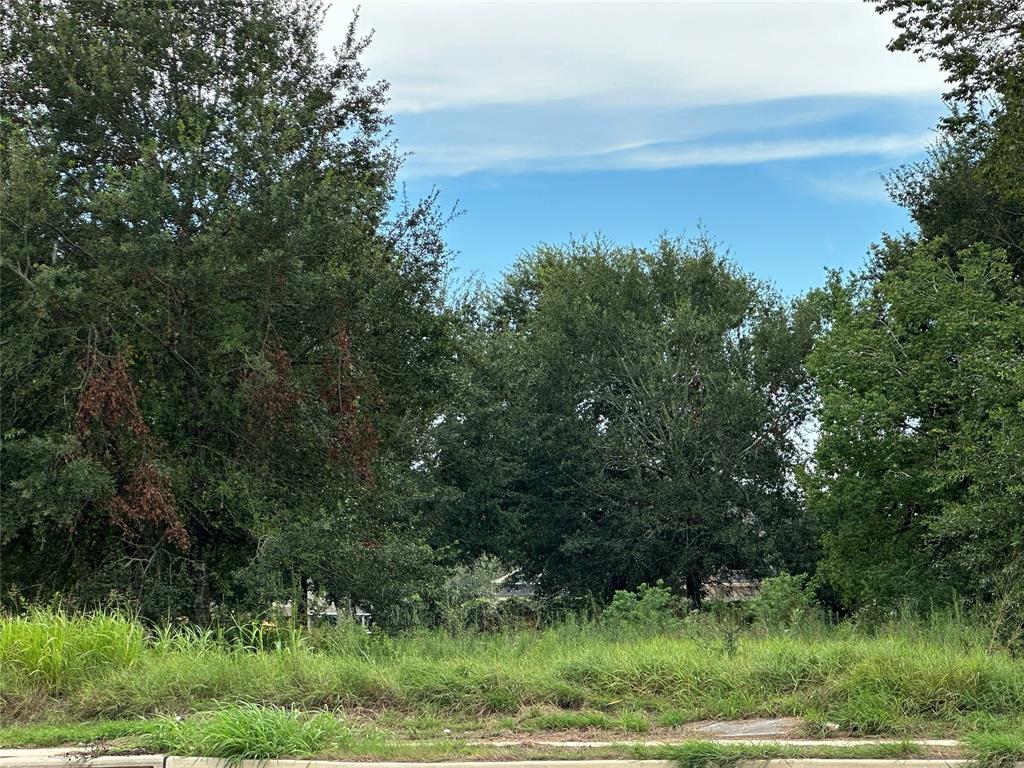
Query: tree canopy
1,0,457,620
430,238,820,601
807,0,1024,610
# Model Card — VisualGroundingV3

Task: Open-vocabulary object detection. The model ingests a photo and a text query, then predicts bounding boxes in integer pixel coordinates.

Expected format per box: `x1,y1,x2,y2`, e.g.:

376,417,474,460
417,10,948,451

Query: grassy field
2,609,1023,763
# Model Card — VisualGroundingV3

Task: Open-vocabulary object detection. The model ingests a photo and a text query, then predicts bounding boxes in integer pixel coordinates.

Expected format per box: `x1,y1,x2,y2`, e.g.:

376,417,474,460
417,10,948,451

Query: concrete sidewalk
476,740,961,749
0,750,989,768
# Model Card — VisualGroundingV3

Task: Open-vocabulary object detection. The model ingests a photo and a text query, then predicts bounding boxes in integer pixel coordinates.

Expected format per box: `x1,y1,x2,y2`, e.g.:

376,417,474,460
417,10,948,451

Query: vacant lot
2,610,1023,762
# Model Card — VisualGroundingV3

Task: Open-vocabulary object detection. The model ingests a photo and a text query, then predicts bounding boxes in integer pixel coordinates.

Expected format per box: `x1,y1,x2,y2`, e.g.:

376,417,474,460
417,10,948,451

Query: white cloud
601,132,933,171
323,1,944,114
319,1,943,180
401,128,933,177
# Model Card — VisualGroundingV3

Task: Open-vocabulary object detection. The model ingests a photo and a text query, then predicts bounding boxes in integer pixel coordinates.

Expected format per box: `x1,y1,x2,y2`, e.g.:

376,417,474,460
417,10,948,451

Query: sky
320,0,947,296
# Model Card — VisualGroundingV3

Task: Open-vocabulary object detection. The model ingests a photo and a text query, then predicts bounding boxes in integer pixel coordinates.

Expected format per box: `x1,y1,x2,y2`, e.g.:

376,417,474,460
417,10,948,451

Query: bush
304,619,372,655
601,581,682,631
748,574,823,629
438,555,528,632
988,587,1024,657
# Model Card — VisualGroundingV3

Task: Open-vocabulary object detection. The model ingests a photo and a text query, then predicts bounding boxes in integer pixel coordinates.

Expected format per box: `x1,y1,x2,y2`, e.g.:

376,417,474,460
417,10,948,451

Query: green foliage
431,555,536,633
870,0,1023,120
748,574,822,629
5,609,1024,736
2,0,1022,656
807,240,1024,609
602,582,682,632
0,719,161,749
642,741,923,768
303,619,374,656
432,236,820,601
967,728,1024,768
806,1,1024,615
437,554,502,630
0,0,456,619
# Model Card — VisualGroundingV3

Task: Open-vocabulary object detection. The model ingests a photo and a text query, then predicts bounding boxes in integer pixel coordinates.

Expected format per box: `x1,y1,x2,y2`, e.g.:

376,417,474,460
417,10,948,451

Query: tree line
1,0,1021,626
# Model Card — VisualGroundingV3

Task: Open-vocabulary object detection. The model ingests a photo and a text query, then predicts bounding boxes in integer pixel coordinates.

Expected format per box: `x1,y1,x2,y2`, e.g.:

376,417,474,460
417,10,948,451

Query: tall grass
2,608,1023,736
0,609,144,691
150,704,358,761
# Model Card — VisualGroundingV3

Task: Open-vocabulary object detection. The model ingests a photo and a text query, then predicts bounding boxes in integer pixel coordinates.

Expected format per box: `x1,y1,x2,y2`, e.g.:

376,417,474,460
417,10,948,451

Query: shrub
304,618,372,655
602,581,681,631
437,555,528,632
748,574,823,629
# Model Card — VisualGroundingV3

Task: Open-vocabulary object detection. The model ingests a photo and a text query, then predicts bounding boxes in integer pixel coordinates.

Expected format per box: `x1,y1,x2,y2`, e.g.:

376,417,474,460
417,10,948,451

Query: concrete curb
0,755,165,768
478,741,962,749
167,760,977,768
0,755,995,768
169,761,680,768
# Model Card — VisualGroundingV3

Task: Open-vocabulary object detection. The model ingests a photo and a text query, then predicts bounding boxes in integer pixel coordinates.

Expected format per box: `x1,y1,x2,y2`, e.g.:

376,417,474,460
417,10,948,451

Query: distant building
278,596,372,627
705,573,760,602
492,570,537,600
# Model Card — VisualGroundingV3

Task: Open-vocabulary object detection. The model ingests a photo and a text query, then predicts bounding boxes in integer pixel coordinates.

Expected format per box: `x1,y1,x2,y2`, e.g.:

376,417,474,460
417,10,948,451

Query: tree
870,0,1024,120
806,240,1023,607
806,1,1024,610
1,0,457,619
430,237,819,602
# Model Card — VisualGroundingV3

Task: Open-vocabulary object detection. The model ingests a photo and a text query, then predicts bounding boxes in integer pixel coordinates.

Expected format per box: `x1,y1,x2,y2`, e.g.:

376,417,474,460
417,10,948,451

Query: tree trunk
192,561,211,625
686,571,703,609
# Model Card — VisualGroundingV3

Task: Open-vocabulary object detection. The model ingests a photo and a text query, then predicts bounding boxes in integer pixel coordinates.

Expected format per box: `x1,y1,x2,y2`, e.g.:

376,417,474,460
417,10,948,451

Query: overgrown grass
2,609,1023,744
148,704,361,761
0,608,144,691
966,729,1024,768
0,705,976,763
0,719,160,748
520,708,652,732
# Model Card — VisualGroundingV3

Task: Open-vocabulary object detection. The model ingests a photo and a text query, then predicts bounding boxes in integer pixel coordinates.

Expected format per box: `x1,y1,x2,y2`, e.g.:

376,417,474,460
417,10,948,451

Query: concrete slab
694,719,806,738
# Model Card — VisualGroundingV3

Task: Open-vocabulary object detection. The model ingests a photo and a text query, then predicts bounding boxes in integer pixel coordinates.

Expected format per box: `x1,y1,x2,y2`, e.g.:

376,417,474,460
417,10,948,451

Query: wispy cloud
323,2,943,291
599,132,933,171
391,93,938,177
401,131,932,177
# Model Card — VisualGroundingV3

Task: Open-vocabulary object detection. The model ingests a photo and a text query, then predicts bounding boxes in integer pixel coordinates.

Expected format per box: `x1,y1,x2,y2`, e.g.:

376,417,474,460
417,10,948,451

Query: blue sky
323,1,947,296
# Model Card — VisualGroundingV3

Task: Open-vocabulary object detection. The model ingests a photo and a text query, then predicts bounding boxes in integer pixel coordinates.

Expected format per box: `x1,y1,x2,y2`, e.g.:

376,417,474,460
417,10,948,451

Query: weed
149,704,353,761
